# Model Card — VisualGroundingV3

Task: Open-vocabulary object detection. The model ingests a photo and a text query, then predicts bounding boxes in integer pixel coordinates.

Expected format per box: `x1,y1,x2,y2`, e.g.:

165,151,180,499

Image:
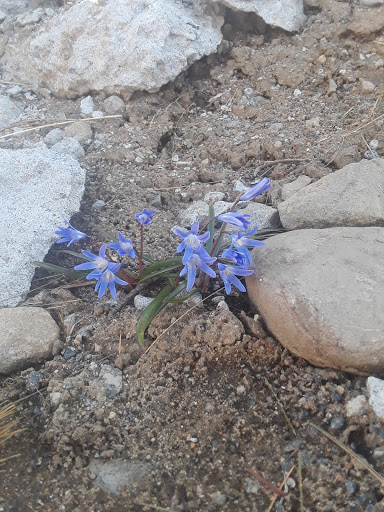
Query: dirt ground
1,0,384,510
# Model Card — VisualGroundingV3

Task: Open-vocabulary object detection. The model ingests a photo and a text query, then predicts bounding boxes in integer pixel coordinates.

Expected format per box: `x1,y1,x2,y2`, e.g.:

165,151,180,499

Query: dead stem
266,464,296,512
265,378,296,436
310,422,384,485
247,468,288,497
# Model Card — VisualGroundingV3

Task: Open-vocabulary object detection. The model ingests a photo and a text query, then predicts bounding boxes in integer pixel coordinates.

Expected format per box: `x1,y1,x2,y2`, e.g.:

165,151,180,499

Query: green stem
138,224,144,278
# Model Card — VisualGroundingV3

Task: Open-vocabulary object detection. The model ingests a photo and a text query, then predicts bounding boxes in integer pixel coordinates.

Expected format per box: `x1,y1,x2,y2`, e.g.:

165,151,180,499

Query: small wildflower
74,244,111,277
218,263,254,294
89,263,128,299
135,208,156,225
230,226,265,266
240,177,271,202
175,221,211,264
221,245,248,268
55,218,86,246
180,249,217,291
217,212,251,230
109,232,136,258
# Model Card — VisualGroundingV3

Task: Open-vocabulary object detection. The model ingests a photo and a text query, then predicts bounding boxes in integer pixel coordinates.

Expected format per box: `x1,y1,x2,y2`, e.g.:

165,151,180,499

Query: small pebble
345,480,358,495
330,416,345,430
317,55,326,64
369,140,379,150
92,199,106,211
361,80,375,94
63,348,76,360
294,89,302,97
134,295,154,311
80,95,94,115
364,150,379,160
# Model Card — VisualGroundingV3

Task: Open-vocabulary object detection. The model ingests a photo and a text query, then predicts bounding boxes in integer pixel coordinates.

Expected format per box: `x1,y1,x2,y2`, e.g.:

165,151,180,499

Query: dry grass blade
298,451,304,512
266,464,296,512
0,114,122,140
310,422,384,485
0,403,22,468
247,468,288,497
265,378,296,436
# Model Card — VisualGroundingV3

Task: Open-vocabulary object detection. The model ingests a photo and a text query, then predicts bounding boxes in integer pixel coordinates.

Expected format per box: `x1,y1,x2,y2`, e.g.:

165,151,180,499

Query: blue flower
109,232,136,258
221,245,248,269
218,263,254,294
217,212,251,230
240,177,271,201
180,249,217,291
135,208,156,225
74,244,111,276
55,218,86,246
92,265,128,299
175,221,211,264
230,226,265,266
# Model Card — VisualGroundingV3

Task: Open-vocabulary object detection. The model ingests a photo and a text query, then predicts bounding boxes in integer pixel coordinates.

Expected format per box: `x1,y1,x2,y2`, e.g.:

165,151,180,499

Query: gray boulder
212,0,307,32
278,159,384,230
3,0,223,99
246,227,384,376
0,307,60,374
0,147,85,307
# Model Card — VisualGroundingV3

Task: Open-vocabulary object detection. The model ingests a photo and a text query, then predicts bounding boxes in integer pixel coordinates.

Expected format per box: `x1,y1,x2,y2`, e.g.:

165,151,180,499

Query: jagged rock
278,159,384,230
0,307,60,374
3,0,223,99
0,95,21,130
246,227,384,376
0,146,85,306
211,0,307,32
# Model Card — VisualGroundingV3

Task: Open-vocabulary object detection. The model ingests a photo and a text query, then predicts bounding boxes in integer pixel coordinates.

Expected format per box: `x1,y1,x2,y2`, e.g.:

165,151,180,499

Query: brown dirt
1,0,384,510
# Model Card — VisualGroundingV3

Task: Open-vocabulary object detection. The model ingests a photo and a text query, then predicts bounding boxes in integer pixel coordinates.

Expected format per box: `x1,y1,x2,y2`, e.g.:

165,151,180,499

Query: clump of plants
44,178,271,347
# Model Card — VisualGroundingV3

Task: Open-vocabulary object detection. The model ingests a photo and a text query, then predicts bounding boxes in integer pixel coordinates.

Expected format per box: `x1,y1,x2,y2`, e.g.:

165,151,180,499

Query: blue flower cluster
55,178,270,298
55,209,152,299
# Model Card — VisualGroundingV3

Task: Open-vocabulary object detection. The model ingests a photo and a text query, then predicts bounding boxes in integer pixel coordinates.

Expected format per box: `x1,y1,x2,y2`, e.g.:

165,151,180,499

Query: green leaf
136,284,174,348
58,249,89,261
139,257,183,283
33,261,69,274
142,254,156,264
164,281,187,302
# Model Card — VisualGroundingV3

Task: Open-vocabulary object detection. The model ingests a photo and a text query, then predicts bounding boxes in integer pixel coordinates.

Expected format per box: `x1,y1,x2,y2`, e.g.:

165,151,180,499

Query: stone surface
63,121,93,145
103,95,125,115
0,95,21,130
3,0,223,99
212,0,306,31
0,307,60,374
278,159,384,230
227,203,281,234
246,227,384,376
281,175,312,201
178,200,231,227
0,147,85,307
51,137,85,160
88,459,150,495
346,395,368,417
367,377,384,421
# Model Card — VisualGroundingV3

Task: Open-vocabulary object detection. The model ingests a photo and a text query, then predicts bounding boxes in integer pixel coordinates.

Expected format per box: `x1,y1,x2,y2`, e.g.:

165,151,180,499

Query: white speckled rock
0,146,85,306
367,377,384,421
0,95,21,130
0,307,60,374
3,0,223,99
246,227,384,376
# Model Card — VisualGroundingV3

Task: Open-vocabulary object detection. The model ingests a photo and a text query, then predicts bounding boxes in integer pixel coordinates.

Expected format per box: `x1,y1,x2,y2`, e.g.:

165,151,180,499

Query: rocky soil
1,0,384,511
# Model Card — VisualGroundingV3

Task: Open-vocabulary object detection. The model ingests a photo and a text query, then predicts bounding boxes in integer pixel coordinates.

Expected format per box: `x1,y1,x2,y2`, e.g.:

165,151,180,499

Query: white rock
346,395,368,417
92,111,104,118
361,80,375,94
367,377,384,420
103,95,125,115
134,295,154,311
0,95,21,130
0,307,60,374
3,0,223,98
44,128,63,147
0,147,85,306
204,191,225,203
51,137,85,160
80,95,95,115
226,203,281,234
211,0,306,31
179,200,231,227
63,121,93,145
